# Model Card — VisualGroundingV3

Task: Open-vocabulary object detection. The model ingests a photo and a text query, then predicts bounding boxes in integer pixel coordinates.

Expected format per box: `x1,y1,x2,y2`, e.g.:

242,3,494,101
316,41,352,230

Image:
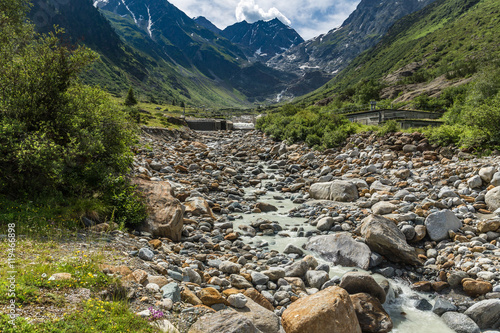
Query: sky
168,0,361,40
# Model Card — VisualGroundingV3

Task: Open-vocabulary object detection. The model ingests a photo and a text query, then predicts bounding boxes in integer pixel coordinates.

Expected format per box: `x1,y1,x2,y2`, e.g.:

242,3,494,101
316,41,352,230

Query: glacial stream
233,188,455,333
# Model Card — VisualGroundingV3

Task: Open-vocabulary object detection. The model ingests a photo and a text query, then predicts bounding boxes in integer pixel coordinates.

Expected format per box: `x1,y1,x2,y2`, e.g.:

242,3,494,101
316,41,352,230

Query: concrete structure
345,109,443,128
185,119,233,131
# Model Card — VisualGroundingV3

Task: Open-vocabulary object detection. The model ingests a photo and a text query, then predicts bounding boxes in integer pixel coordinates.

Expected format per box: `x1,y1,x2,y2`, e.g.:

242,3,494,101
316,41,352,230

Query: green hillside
258,0,500,150
300,0,499,107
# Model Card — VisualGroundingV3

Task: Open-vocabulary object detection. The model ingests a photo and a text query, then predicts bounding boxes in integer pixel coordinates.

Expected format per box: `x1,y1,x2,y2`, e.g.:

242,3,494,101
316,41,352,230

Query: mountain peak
222,19,303,61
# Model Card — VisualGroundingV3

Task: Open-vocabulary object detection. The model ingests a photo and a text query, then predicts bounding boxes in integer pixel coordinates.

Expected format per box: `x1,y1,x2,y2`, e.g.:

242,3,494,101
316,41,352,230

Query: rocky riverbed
92,128,500,332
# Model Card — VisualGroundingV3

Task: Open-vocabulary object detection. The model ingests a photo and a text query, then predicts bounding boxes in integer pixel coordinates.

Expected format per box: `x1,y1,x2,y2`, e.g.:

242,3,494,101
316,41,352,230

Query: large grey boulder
491,172,500,186
442,312,480,333
188,310,262,333
360,215,422,266
305,233,371,270
486,187,500,212
309,181,359,202
424,210,462,241
464,299,500,329
305,270,330,289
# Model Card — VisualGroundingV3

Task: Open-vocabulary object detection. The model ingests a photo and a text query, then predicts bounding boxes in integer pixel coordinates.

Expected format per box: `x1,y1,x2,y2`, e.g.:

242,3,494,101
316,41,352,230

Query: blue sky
168,0,361,40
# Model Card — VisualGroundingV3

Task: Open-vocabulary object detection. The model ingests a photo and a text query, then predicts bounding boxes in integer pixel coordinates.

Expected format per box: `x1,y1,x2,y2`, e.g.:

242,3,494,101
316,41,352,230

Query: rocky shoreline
91,128,500,332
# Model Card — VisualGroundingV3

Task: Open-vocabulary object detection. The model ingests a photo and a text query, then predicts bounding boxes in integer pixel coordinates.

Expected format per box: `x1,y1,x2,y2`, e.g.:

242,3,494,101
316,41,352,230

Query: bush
377,120,401,136
0,4,137,198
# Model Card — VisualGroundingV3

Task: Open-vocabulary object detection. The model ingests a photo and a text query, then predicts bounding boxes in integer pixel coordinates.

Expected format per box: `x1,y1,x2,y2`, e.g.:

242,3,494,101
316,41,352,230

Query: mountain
298,0,499,107
194,16,222,35
221,18,304,62
267,0,437,76
30,0,304,106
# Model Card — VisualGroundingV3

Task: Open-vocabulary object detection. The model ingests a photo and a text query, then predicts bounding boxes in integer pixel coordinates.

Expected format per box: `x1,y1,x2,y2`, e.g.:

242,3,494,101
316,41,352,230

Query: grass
0,194,159,332
0,298,156,332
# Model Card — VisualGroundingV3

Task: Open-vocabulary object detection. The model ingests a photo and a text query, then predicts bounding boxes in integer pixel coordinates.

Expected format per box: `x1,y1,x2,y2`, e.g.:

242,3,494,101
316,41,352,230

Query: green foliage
377,120,401,136
105,176,147,226
124,87,138,106
257,107,358,148
0,2,137,198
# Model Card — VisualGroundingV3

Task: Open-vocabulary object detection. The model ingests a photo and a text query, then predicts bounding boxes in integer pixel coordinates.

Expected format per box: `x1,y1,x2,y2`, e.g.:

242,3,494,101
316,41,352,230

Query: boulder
441,312,480,333
188,310,262,333
234,297,280,333
432,298,457,316
350,293,393,333
425,210,462,241
281,286,361,333
371,201,397,215
228,293,247,309
486,187,500,212
230,274,253,289
339,272,386,304
468,175,483,189
133,179,184,241
491,172,500,187
184,196,215,219
309,181,359,202
305,233,371,270
316,217,334,231
360,215,422,266
479,167,497,183
254,202,278,212
462,280,493,298
305,270,330,289
464,299,500,329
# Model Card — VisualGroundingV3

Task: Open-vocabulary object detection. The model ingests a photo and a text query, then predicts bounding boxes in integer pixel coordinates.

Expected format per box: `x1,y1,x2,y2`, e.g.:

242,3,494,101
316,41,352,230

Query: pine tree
124,87,138,106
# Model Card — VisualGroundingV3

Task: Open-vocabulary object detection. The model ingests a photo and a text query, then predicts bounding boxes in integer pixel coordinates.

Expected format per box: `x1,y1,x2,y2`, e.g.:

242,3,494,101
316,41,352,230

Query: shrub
377,120,401,136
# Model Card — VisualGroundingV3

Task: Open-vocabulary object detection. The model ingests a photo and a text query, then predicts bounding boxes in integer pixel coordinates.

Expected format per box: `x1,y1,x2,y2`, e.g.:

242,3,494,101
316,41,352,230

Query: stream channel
232,185,454,332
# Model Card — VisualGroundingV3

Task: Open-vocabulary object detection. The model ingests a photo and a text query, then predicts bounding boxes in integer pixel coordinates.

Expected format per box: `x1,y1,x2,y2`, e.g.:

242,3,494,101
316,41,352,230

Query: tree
0,0,137,197
124,87,138,106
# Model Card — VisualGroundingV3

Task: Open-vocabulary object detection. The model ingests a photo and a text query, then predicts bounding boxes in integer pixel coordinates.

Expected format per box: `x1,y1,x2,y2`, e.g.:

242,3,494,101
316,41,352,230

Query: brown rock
234,297,280,333
184,197,215,219
350,293,393,333
477,219,500,233
223,288,243,297
182,287,202,305
282,286,361,333
149,239,162,249
147,275,168,288
244,288,274,311
198,287,228,306
100,265,132,276
432,281,449,292
124,269,148,285
49,273,72,281
254,202,278,212
132,179,185,241
339,272,386,304
412,281,432,292
462,280,492,298
224,233,239,241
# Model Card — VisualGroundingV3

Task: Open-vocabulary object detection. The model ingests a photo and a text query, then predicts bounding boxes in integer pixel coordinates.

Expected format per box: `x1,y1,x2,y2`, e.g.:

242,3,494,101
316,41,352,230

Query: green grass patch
0,299,156,332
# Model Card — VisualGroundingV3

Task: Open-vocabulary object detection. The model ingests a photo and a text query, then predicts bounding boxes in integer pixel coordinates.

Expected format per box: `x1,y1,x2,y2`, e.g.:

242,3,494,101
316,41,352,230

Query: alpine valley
28,0,441,107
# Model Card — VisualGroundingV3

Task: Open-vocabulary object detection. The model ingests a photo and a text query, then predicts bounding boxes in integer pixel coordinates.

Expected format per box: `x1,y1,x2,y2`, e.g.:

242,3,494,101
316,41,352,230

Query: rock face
133,179,184,241
424,210,462,241
309,181,359,202
188,310,262,333
281,286,361,333
360,215,422,266
464,299,500,329
339,272,386,304
485,186,500,212
350,293,393,333
441,312,480,333
305,233,371,270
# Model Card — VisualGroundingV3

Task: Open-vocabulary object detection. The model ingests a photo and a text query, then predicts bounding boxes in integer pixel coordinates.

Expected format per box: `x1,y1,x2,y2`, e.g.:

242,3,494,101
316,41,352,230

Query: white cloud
235,0,291,26
168,0,361,40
